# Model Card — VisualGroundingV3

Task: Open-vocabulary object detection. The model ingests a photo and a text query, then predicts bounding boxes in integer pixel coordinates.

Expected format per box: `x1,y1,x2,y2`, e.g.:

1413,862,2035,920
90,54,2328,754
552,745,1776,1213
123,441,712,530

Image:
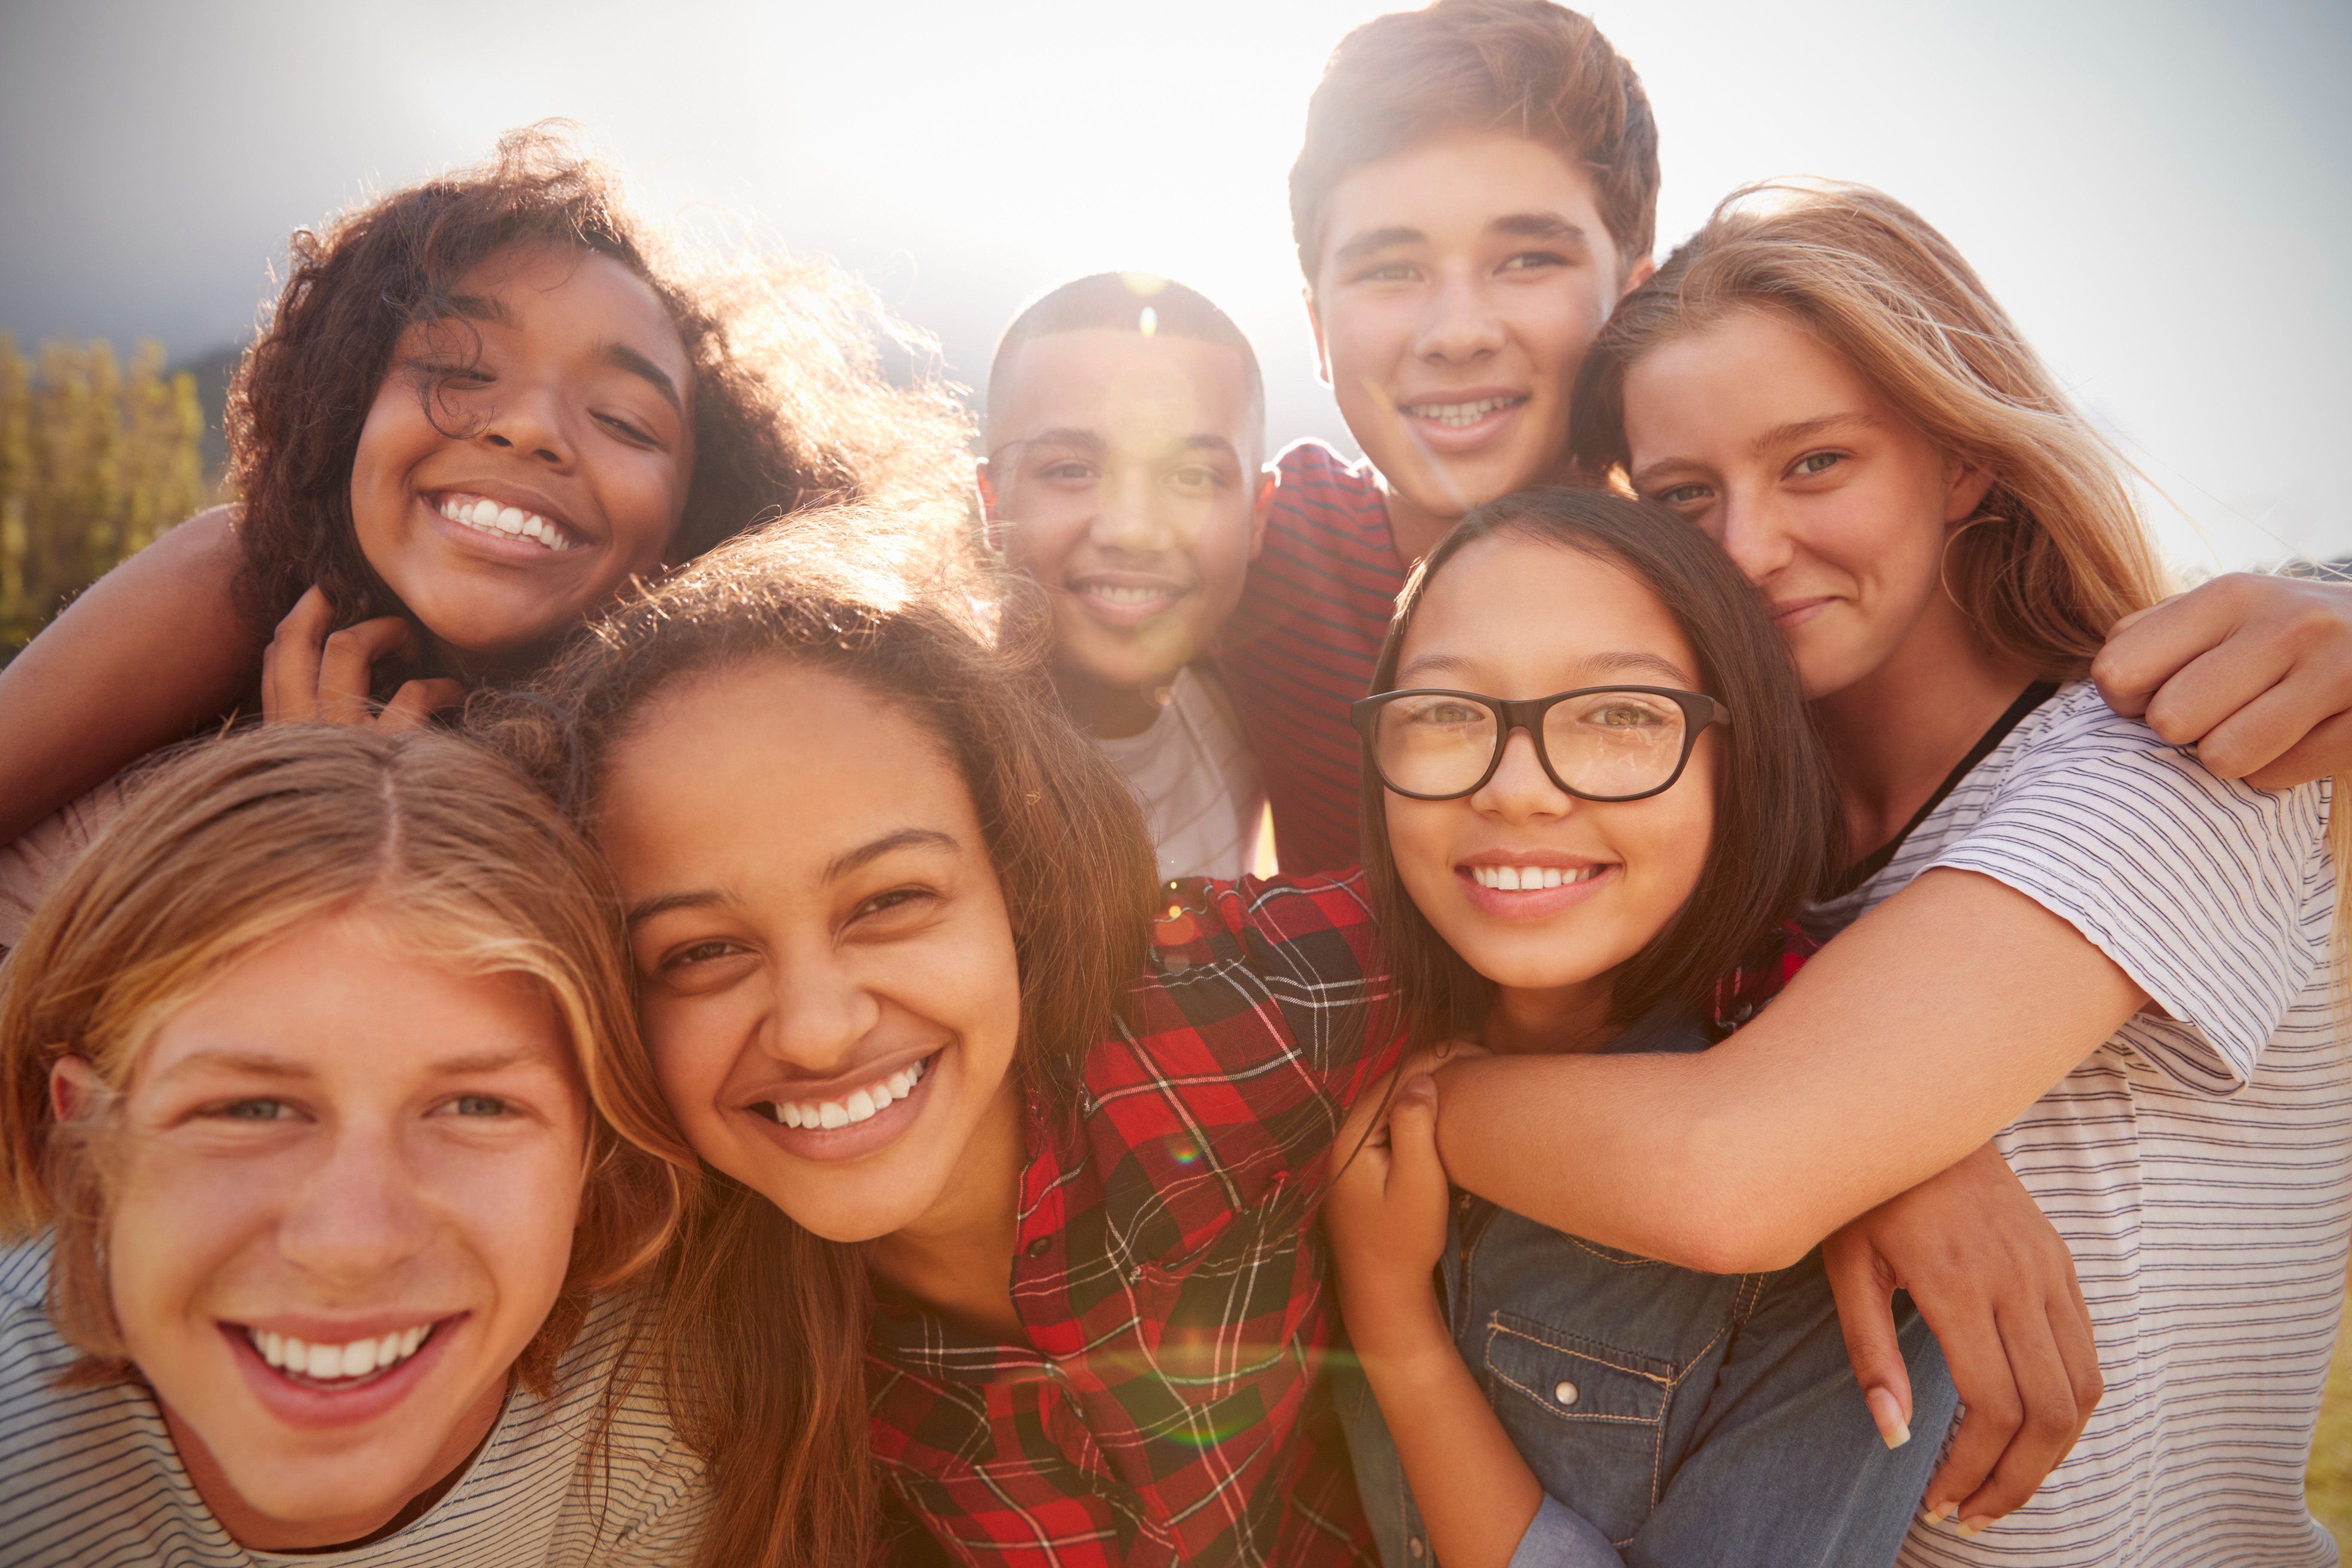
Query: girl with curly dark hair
0,123,970,860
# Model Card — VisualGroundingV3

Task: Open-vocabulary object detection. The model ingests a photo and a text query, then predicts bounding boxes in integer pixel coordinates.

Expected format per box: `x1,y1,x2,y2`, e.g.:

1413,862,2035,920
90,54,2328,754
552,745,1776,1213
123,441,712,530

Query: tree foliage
0,336,214,658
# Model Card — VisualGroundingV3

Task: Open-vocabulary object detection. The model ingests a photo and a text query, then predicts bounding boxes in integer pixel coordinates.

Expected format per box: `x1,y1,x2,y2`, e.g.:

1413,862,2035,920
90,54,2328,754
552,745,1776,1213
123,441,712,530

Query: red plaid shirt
867,872,1403,1568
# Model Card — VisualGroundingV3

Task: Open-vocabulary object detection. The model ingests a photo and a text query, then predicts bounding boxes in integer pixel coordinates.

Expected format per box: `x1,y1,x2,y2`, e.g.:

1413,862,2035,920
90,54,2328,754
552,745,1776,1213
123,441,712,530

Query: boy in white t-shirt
980,273,1279,880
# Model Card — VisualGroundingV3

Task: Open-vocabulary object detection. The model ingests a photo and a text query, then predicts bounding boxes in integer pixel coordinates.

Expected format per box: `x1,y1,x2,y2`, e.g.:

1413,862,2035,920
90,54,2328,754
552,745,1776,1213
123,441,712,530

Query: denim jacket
1335,1006,1956,1568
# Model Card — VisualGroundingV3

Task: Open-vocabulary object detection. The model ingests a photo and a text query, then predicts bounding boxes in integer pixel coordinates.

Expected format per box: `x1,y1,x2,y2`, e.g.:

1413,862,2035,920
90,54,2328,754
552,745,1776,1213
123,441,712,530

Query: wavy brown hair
1361,486,1843,1052
474,502,1156,1568
0,724,693,1396
227,122,972,658
1570,181,2171,679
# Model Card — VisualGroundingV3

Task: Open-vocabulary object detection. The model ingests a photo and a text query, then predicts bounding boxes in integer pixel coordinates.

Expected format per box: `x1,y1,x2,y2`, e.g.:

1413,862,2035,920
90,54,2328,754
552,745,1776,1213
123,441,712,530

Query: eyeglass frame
1349,685,1733,803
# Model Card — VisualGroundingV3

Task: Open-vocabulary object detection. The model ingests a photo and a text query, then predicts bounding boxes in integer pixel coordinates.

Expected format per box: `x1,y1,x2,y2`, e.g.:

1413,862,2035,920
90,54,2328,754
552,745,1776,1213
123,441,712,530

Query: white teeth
1406,395,1525,428
766,1057,931,1133
248,1323,433,1384
435,493,576,552
1085,585,1173,605
1471,864,1602,891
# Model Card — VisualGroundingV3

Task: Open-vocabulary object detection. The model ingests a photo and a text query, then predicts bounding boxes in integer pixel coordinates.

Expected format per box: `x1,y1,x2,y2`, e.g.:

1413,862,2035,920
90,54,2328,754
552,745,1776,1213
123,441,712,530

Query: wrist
1336,1266,1451,1361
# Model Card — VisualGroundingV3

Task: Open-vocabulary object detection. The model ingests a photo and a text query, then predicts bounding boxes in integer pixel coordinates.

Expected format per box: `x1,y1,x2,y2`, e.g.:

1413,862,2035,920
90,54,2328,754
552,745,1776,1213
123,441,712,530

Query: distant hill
172,341,244,484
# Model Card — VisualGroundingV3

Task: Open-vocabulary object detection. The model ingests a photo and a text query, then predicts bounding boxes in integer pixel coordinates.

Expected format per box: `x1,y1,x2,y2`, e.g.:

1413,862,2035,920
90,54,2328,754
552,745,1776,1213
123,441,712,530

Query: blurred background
2,0,2347,651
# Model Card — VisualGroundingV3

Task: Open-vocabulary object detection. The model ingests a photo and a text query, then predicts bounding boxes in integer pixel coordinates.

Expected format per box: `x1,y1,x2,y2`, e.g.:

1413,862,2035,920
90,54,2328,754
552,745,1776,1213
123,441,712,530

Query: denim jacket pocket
1479,1309,1678,1543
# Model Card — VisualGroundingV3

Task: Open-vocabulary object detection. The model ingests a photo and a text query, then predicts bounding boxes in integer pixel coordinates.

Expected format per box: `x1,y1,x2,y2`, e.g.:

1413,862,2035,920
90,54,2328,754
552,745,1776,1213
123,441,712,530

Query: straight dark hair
1359,486,1842,1052
473,502,1156,1568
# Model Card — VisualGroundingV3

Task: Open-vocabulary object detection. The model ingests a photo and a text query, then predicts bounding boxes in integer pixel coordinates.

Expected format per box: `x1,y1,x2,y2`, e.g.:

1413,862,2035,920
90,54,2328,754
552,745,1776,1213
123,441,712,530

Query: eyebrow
993,430,1239,465
1396,649,1698,688
156,1047,552,1082
1332,225,1425,267
1489,212,1589,248
824,827,959,882
601,341,684,415
1631,412,1881,490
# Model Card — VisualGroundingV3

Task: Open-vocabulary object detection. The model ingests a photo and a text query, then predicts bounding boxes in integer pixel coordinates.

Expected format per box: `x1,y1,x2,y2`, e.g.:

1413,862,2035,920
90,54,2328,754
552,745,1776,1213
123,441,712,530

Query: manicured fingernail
1923,1501,1953,1524
1956,1516,1993,1538
1865,1387,1911,1449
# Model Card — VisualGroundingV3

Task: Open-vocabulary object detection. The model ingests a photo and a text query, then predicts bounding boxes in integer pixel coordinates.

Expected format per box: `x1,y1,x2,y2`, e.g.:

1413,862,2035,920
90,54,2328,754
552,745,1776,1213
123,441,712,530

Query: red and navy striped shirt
1218,442,1405,873
868,873,1402,1567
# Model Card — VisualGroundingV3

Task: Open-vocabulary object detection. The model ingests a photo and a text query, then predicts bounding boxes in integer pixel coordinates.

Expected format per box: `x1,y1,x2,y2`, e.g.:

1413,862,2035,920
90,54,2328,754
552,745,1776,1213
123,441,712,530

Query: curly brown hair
226,122,973,655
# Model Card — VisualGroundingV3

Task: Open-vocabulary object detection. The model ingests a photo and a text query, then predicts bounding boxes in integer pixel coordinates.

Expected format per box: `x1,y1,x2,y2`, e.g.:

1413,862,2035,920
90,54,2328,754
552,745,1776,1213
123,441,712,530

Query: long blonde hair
1572,179,2173,677
0,724,695,1391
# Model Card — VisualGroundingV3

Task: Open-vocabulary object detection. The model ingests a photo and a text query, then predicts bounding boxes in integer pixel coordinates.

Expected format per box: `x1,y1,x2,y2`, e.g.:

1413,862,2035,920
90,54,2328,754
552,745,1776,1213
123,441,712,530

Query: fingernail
1922,1502,1953,1524
1865,1387,1911,1449
1956,1516,1993,1539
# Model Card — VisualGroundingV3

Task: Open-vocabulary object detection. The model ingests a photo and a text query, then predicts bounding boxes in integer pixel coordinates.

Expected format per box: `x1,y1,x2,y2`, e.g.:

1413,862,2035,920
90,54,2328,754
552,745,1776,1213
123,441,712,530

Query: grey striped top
1804,682,2343,1568
0,1236,707,1566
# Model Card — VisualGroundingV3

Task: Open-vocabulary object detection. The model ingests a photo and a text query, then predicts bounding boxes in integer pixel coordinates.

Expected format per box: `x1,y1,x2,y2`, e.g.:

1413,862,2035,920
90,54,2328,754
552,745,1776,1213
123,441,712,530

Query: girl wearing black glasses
1325,484,1965,1568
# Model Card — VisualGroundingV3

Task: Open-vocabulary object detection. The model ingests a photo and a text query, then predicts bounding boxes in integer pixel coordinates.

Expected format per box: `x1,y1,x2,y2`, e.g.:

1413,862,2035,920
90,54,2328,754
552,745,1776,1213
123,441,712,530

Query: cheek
348,389,427,550
1384,799,1462,907
104,1142,279,1326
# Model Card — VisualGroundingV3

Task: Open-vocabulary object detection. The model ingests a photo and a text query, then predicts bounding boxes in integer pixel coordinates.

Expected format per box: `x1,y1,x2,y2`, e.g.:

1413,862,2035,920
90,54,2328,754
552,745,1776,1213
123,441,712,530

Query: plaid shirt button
1025,1236,1052,1259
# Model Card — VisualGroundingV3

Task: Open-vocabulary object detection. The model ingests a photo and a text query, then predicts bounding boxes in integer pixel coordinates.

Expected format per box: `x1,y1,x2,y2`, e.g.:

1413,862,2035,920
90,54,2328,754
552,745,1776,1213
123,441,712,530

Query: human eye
1351,260,1418,285
1167,464,1222,493
655,937,753,977
1037,459,1097,485
1500,250,1568,273
1648,481,1712,508
1789,450,1844,479
594,409,658,446
1588,698,1672,728
212,1098,291,1122
1400,696,1486,728
851,886,938,925
432,1093,512,1119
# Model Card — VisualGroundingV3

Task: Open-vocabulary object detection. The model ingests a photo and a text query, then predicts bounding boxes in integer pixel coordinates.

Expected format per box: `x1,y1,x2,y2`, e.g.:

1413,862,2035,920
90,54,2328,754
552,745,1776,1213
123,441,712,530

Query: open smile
1069,577,1191,629
1401,395,1529,429
741,1049,940,1162
243,1320,440,1389
1457,856,1617,919
222,1312,464,1429
429,490,581,553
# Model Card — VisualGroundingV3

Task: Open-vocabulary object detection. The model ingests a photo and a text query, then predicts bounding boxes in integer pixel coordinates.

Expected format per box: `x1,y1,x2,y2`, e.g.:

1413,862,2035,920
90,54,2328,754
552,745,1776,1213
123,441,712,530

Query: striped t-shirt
0,1236,706,1566
1219,440,1404,873
1802,681,2346,1568
1091,664,1269,882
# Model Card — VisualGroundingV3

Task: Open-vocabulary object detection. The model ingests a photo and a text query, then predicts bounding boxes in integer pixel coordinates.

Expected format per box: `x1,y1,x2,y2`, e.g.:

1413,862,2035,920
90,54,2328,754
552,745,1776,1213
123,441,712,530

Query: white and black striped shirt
1807,681,2345,1568
0,1236,707,1567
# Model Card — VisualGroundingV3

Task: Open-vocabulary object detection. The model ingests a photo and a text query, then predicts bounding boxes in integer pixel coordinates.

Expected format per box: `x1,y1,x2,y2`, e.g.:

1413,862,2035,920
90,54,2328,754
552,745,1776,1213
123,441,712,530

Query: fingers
1950,1299,2086,1531
264,585,337,723
314,617,419,727
377,678,467,731
1822,1231,1914,1449
1913,1288,2021,1523
2088,584,2226,715
1383,1076,1444,1197
2246,706,2352,790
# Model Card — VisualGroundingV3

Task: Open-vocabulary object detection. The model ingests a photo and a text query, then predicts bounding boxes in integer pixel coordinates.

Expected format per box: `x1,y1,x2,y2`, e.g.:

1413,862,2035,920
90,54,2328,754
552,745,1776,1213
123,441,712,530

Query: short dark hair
986,272,1265,450
1289,0,1660,282
1359,485,1842,1050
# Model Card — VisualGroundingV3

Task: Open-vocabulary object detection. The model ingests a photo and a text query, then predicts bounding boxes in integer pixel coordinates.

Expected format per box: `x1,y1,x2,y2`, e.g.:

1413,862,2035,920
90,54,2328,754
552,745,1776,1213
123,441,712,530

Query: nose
1412,264,1507,366
1091,464,1176,554
276,1122,435,1285
478,377,576,469
1713,487,1795,589
1468,727,1575,824
764,943,884,1078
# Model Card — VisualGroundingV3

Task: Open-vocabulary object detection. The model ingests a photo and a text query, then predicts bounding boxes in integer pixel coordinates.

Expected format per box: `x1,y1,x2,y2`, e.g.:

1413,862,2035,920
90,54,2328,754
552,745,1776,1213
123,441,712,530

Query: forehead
433,244,692,385
1625,310,1877,441
597,659,980,888
1403,532,1698,689
136,912,570,1086
1318,129,1614,268
990,329,1255,453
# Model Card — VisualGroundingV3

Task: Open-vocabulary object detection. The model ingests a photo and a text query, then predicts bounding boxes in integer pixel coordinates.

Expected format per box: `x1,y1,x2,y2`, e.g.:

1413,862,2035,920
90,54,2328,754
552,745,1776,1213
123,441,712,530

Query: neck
1053,661,1169,741
865,1074,1028,1341
163,1375,505,1551
1811,590,2041,859
1482,976,1618,1057
1380,486,1459,569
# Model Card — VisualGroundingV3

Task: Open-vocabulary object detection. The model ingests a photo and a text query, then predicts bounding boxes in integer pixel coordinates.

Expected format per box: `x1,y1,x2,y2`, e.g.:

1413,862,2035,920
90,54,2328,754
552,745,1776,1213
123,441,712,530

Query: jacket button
1407,1539,1426,1560
1025,1237,1052,1259
1555,1380,1580,1406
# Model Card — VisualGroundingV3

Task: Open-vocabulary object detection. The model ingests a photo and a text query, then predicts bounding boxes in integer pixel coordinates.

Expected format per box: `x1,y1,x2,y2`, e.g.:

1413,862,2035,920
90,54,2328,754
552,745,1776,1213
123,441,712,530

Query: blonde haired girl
0,724,702,1567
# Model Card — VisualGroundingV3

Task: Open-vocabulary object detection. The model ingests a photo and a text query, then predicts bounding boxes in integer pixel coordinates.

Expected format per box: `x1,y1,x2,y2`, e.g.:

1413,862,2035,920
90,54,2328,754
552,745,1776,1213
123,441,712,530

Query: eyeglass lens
1372,690,1692,799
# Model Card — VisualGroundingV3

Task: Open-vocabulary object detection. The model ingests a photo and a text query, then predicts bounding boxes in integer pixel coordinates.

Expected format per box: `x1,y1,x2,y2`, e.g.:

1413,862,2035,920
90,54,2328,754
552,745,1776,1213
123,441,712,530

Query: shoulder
1271,439,1384,530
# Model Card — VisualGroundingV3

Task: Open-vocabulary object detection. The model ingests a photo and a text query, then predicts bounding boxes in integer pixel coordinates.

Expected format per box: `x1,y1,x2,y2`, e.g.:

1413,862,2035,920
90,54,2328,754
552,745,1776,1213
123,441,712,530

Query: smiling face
348,243,696,673
597,658,1025,1245
983,329,1271,730
86,911,585,1548
1621,309,1992,703
1381,533,1716,1026
1309,131,1638,554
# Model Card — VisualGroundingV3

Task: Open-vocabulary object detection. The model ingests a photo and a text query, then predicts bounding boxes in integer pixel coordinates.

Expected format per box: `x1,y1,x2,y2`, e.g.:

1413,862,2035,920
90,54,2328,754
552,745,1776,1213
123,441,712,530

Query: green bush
0,335,215,659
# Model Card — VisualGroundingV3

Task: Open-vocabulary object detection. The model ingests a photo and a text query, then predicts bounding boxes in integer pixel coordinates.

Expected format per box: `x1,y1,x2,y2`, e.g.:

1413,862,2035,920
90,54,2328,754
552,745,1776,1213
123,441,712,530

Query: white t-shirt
1092,664,1270,882
1804,682,2346,1568
0,1235,706,1567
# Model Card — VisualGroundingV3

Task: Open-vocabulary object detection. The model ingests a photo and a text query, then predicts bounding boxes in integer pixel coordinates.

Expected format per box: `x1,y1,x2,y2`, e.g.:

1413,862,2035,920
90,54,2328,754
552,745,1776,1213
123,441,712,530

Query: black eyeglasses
1350,685,1731,802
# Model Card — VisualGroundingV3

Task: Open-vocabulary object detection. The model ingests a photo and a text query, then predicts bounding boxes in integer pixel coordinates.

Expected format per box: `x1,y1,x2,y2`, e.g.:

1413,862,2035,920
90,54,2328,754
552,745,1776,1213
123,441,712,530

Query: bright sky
3,0,2344,572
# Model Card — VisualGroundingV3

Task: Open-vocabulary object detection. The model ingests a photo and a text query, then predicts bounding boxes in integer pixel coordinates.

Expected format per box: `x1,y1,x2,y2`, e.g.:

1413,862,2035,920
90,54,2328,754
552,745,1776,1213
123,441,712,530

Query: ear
1943,461,1996,528
1617,254,1658,300
975,458,1009,553
1248,466,1278,562
50,1056,103,1125
1303,285,1332,386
